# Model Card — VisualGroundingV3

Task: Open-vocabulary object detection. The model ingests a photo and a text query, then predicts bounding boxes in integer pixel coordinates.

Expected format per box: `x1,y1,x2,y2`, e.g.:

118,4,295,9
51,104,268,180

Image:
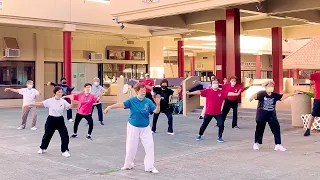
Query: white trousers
124,123,155,171
201,101,206,117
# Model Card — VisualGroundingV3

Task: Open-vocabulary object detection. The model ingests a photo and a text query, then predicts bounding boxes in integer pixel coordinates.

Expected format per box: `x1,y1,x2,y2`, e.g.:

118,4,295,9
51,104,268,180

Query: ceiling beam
187,23,215,32
181,32,215,38
277,10,320,24
242,18,306,31
131,15,187,29
267,0,320,14
151,29,190,36
184,9,225,25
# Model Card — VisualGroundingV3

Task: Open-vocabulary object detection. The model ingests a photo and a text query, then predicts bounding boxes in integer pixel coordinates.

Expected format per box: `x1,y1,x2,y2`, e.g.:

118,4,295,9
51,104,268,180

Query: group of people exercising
5,70,319,174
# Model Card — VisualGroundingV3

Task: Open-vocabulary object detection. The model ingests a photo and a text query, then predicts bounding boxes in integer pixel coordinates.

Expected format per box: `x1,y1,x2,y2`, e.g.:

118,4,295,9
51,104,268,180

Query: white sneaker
121,167,133,170
274,144,287,152
146,169,159,174
68,119,74,122
37,149,46,154
167,132,175,135
62,151,71,157
17,126,24,130
253,143,259,150
31,127,37,130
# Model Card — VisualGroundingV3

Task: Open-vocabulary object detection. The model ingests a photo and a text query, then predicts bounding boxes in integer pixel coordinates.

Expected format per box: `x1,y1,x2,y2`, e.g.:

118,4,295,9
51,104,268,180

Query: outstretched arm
281,91,301,101
103,103,125,114
26,102,44,107
249,93,258,102
228,91,241,96
47,82,57,87
186,90,201,95
4,88,19,93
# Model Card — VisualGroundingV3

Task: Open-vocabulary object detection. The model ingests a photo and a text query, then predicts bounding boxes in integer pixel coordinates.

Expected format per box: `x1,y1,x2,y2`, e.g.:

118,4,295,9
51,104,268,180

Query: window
0,61,35,85
0,61,35,99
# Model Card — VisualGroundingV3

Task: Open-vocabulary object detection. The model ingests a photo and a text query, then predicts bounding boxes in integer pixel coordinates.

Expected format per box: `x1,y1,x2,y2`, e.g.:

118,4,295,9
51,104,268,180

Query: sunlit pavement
0,107,319,180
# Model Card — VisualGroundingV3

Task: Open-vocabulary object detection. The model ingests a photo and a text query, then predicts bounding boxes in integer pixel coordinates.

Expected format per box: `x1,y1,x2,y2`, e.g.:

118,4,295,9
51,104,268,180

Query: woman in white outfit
104,82,161,173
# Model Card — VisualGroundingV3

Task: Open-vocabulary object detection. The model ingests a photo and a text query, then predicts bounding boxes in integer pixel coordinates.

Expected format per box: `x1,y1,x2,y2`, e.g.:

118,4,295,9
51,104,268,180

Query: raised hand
154,95,161,105
47,82,51,86
103,107,110,114
4,88,9,92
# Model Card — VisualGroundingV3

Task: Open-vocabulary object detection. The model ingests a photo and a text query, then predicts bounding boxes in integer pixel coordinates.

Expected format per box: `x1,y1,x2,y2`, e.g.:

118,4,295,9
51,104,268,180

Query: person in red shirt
222,76,253,129
138,73,155,102
186,78,241,142
300,71,320,136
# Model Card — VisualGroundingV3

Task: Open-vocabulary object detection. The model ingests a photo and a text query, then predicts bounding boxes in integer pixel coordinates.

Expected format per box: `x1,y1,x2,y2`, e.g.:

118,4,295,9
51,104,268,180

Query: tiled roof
283,38,320,69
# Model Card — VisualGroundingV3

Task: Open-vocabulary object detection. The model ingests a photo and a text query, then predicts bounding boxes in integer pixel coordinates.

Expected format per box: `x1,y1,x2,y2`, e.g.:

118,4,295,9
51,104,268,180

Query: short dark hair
211,78,219,83
53,86,62,94
160,79,168,85
60,77,66,82
84,83,92,87
134,82,146,92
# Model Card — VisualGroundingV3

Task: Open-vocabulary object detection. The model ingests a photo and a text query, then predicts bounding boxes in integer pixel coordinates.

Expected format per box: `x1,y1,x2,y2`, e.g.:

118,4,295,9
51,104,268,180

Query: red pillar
272,27,283,93
178,40,185,78
288,69,292,78
256,55,261,79
293,69,299,79
190,56,195,76
63,31,72,87
215,20,226,83
226,9,241,84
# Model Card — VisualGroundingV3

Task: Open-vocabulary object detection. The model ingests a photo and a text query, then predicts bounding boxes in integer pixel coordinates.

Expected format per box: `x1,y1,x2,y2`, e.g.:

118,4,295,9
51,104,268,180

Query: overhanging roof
283,38,320,69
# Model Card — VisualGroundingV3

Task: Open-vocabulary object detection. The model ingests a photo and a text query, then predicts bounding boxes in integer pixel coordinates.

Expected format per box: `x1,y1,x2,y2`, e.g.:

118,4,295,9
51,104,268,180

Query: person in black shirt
47,77,75,122
249,80,298,152
147,79,175,135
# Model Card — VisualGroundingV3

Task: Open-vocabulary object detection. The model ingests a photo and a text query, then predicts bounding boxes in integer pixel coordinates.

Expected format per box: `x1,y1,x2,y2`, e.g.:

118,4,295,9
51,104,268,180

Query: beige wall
241,54,272,71
195,52,215,71
0,25,150,106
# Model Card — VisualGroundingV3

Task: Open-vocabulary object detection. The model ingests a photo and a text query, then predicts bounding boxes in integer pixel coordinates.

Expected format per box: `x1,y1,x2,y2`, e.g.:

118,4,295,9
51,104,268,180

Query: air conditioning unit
3,48,20,58
89,53,103,60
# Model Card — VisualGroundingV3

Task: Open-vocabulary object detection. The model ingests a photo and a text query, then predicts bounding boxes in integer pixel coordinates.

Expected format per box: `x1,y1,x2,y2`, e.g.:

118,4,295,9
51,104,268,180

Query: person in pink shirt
186,78,241,142
64,83,99,140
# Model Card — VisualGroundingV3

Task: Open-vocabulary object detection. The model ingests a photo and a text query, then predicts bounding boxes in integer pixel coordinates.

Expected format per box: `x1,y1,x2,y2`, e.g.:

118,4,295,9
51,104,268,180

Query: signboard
142,0,160,3
216,65,222,70
241,62,262,68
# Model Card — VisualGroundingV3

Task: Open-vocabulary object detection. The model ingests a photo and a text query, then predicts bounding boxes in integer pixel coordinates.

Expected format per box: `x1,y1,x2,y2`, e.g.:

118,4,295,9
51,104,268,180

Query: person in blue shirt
104,82,161,174
47,77,75,122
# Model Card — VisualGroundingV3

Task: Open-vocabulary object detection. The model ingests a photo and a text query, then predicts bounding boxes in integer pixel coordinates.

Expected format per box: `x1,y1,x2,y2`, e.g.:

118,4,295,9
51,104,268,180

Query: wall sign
241,62,262,68
142,0,160,3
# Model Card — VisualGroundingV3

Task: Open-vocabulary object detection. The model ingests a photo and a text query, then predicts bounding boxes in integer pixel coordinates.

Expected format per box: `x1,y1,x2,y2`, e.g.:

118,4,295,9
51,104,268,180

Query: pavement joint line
129,129,302,170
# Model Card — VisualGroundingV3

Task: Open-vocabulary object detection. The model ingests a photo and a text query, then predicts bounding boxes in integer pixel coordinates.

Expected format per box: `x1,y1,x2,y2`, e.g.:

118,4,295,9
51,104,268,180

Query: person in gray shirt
91,77,105,125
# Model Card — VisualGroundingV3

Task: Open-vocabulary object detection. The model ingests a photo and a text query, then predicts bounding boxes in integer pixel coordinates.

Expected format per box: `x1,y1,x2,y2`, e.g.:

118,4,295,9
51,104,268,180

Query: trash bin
291,94,311,128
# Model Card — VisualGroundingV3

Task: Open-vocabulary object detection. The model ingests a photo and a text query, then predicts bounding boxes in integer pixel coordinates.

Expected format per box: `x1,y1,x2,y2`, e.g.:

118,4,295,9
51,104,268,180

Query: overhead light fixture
87,0,110,3
182,45,216,50
184,36,216,41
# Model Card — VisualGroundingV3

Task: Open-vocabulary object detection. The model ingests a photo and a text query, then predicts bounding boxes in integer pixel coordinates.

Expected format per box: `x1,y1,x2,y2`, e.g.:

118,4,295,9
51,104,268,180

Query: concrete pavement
0,107,319,180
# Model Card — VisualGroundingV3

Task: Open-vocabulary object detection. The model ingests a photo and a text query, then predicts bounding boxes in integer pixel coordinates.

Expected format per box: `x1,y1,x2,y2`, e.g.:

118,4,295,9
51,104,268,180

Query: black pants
255,118,281,145
40,116,69,152
146,92,154,103
91,103,103,122
199,114,225,138
222,99,238,128
74,113,93,135
152,110,173,133
65,98,72,120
